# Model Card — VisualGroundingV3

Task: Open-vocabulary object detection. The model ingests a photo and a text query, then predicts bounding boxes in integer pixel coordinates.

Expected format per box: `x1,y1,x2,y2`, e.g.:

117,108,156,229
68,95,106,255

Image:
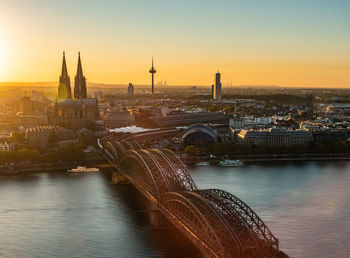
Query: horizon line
0,81,349,89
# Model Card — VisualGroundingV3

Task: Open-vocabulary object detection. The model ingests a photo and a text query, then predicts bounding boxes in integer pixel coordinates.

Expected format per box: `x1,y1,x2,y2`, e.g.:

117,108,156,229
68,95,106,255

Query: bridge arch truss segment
100,140,284,258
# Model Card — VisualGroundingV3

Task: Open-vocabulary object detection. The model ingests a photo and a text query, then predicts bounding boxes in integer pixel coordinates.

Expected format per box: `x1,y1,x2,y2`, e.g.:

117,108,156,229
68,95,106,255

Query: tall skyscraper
306,94,314,108
149,58,156,95
127,83,134,97
74,52,87,99
58,51,72,99
213,71,222,100
211,84,214,98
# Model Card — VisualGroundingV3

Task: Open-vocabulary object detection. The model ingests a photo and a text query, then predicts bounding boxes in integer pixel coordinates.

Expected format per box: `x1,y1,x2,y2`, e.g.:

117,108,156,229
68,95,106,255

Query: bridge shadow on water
101,172,202,258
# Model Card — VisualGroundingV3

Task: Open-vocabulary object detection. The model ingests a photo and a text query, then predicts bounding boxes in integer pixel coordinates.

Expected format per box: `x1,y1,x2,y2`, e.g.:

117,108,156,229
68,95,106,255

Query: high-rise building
306,94,314,108
149,58,156,95
74,52,87,99
20,96,32,114
213,71,222,100
128,83,134,97
211,84,214,98
58,52,72,99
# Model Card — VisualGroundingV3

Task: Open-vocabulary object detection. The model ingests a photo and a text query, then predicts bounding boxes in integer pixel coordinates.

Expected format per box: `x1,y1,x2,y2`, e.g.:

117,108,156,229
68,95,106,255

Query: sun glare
0,37,8,77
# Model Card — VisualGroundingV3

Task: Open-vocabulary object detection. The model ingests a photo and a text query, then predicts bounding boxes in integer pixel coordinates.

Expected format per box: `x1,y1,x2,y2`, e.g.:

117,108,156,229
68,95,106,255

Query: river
0,161,349,257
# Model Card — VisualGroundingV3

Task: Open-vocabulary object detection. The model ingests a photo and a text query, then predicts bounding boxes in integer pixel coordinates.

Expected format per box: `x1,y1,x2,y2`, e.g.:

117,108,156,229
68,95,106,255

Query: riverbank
181,153,350,164
3,151,350,176
0,151,117,176
0,161,115,176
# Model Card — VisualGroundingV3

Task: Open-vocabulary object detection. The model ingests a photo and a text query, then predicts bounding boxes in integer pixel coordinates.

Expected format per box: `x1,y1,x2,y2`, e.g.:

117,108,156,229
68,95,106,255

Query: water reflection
1,161,349,257
191,161,350,258
0,171,200,258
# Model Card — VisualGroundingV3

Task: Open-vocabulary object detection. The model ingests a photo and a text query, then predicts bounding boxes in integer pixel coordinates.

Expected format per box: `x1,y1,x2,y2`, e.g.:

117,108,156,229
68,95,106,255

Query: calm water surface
0,161,349,258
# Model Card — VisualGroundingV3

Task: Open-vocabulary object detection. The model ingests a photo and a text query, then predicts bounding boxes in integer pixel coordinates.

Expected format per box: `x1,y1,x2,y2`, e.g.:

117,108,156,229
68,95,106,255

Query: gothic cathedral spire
58,51,72,99
74,52,87,99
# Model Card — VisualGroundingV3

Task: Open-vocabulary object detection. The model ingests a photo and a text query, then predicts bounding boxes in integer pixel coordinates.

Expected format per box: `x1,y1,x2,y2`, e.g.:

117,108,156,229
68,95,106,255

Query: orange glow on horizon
1,56,349,88
0,1,349,88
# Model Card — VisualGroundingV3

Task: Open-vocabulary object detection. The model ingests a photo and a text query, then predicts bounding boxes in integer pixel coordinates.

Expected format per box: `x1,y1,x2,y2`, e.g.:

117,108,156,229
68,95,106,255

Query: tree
16,148,40,162
43,143,85,163
212,142,231,156
333,141,348,153
11,131,25,143
314,143,329,153
185,145,199,156
290,144,308,154
230,143,252,154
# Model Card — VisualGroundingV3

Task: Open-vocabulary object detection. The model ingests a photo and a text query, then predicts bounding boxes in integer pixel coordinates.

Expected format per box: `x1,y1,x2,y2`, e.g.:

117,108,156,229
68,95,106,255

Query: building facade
0,141,14,152
0,132,15,152
58,52,72,99
237,128,313,148
74,52,87,99
55,52,99,129
25,126,76,151
213,71,222,100
127,83,134,97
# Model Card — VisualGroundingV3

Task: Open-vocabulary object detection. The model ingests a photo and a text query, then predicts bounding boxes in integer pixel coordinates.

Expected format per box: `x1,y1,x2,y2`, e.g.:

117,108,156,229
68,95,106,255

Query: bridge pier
111,171,128,184
149,209,168,227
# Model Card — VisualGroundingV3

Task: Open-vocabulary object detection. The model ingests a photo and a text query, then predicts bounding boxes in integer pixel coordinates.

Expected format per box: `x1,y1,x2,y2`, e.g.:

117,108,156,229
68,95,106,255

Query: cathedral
55,52,99,129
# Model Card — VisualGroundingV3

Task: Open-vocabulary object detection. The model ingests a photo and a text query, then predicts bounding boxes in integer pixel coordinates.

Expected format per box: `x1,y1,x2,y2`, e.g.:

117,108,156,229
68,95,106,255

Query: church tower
58,51,72,99
74,52,87,99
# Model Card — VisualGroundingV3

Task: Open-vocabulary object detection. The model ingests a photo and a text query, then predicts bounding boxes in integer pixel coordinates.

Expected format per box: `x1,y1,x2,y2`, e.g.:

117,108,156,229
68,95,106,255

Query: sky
0,0,349,87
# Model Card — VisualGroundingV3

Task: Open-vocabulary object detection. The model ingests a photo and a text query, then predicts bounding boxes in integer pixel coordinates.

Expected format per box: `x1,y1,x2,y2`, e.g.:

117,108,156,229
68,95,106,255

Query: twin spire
58,51,87,99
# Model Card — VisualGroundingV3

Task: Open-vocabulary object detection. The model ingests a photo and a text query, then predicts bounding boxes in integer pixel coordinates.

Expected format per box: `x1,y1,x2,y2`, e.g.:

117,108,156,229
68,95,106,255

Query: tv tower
149,57,157,95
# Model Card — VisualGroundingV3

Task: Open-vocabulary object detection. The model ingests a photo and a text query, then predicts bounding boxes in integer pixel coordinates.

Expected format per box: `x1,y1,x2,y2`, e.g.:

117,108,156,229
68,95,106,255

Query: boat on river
68,166,100,173
195,161,210,166
218,159,244,167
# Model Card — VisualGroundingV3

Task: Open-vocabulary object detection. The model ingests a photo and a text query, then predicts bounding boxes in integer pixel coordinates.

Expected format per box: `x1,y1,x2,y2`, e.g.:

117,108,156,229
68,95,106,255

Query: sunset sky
0,0,349,87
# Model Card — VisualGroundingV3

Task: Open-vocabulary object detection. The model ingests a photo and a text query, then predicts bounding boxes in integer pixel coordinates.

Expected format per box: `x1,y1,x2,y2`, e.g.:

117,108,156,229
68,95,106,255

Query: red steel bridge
99,137,288,258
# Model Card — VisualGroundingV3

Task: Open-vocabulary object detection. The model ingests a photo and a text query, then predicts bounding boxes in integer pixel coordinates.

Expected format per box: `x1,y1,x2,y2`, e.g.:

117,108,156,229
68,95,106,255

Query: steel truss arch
100,140,284,258
137,150,172,194
160,148,197,191
119,150,160,196
112,142,124,159
196,189,279,254
184,191,244,257
148,149,195,192
121,141,134,151
163,191,227,258
128,141,142,150
104,141,118,160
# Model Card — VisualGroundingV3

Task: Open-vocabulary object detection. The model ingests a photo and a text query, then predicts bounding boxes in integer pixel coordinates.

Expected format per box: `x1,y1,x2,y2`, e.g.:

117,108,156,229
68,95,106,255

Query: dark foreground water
0,161,350,258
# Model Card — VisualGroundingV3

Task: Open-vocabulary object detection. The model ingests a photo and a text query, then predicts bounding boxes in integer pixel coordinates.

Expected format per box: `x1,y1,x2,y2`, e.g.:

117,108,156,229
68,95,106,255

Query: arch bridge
100,137,287,258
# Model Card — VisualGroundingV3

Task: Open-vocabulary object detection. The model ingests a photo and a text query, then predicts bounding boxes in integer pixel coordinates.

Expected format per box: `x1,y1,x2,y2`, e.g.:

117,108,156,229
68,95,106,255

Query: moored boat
68,166,100,173
218,159,244,167
195,161,210,166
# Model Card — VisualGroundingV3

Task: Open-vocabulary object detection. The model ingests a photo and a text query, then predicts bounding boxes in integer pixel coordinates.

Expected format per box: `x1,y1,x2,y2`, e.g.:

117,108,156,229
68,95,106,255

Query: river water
0,161,349,258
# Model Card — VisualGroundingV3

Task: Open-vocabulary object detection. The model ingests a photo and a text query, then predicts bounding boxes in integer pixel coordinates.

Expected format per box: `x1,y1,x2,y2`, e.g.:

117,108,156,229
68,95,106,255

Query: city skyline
0,0,349,87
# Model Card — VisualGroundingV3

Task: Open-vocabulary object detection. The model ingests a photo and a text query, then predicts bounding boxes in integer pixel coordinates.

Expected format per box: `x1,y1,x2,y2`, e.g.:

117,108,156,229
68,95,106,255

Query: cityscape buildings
237,128,313,148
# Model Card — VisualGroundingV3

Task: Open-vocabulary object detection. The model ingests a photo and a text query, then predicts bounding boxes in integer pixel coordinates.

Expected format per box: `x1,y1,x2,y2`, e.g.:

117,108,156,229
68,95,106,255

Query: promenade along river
0,161,349,258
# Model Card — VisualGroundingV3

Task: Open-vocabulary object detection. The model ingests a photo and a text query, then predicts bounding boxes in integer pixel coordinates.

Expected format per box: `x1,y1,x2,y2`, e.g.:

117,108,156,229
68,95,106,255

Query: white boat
218,159,244,167
68,166,100,173
196,161,210,166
